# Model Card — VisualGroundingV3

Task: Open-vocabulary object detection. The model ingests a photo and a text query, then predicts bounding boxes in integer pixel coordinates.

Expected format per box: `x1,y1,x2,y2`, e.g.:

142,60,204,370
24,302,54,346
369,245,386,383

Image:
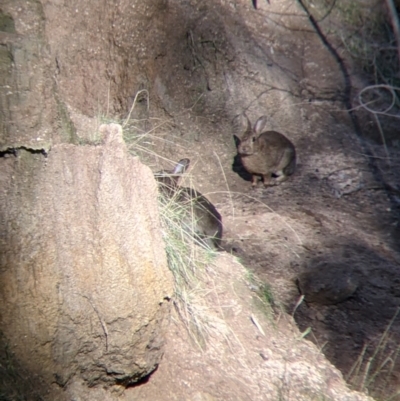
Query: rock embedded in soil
0,124,173,389
297,261,360,305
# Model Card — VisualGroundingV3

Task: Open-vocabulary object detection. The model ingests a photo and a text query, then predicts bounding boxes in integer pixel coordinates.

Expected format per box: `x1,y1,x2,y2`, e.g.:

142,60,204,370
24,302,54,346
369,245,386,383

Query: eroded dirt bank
1,0,399,399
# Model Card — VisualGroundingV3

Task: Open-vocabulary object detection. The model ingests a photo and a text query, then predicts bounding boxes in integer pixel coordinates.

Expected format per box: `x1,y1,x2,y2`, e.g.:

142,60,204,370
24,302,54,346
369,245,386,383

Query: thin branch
385,0,400,64
123,89,150,129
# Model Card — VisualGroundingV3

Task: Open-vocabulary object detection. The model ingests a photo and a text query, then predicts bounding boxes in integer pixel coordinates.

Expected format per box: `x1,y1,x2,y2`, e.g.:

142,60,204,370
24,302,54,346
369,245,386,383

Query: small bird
252,0,270,9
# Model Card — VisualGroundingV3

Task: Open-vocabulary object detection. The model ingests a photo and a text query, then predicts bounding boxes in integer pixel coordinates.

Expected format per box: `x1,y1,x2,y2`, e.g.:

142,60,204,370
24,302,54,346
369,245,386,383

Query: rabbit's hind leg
272,170,289,185
262,173,274,187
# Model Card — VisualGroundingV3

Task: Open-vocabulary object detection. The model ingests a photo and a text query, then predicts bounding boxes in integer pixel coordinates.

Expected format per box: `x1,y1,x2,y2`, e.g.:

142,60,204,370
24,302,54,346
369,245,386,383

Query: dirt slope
128,1,400,398
1,0,400,399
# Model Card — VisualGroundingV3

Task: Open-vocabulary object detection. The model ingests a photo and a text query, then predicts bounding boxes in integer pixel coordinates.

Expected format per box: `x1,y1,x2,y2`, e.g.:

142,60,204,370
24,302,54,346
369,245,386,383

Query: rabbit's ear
173,158,190,175
254,116,268,134
233,134,241,148
244,114,252,132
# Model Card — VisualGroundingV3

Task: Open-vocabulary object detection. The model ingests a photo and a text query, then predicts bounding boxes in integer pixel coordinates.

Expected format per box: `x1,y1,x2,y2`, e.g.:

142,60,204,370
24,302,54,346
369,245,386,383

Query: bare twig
358,84,399,116
292,294,304,317
317,0,337,23
385,0,400,64
357,84,400,162
123,89,150,129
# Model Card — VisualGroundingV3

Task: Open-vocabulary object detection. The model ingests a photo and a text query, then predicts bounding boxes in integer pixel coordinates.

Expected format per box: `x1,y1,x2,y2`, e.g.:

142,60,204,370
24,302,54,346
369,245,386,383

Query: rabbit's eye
252,137,256,142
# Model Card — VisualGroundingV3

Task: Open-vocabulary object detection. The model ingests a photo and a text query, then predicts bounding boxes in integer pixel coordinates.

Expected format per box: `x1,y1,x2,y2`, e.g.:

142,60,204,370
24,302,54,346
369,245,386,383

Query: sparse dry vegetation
303,0,400,148
347,309,400,400
303,0,398,88
119,111,231,346
117,101,277,349
157,189,219,346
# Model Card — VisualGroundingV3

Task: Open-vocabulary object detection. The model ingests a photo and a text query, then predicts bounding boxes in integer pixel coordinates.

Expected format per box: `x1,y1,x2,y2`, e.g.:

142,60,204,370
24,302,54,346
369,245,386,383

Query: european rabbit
154,159,223,250
237,116,296,187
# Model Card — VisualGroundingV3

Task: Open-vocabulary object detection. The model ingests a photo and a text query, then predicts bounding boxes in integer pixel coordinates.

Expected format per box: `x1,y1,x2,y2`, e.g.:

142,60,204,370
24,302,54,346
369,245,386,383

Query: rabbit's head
154,158,222,249
237,116,268,156
154,158,190,193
